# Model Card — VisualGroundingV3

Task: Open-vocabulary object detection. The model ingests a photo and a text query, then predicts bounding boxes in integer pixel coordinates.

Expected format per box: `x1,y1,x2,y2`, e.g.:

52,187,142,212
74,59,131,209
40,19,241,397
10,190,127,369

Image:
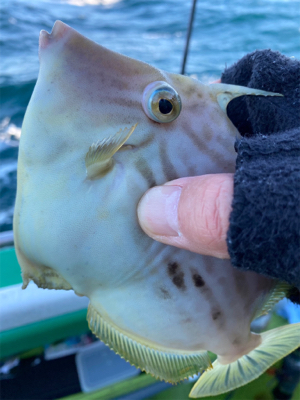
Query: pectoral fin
85,123,137,179
189,323,300,398
209,83,283,113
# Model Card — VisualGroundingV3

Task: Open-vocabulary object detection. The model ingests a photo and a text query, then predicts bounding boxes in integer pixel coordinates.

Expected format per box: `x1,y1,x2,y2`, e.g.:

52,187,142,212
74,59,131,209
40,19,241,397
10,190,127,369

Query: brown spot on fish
167,263,186,291
212,310,222,321
159,287,171,300
232,337,241,346
172,271,186,290
192,273,205,288
168,262,179,276
192,272,225,328
211,307,225,330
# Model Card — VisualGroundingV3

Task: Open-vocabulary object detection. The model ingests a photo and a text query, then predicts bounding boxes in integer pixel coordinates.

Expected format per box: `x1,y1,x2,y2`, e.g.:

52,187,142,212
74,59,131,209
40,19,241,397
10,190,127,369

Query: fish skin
13,20,298,395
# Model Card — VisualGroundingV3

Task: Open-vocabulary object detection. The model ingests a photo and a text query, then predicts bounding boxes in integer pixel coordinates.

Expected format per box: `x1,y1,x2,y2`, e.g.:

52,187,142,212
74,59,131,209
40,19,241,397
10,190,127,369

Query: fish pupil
159,99,173,114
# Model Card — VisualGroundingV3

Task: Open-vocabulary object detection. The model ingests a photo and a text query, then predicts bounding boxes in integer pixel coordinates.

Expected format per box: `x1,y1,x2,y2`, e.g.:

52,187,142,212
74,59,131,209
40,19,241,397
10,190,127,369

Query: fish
13,20,300,397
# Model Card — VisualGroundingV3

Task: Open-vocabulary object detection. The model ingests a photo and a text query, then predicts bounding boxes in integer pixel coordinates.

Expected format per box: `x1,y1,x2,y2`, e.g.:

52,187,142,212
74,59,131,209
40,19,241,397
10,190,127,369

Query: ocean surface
1,0,299,232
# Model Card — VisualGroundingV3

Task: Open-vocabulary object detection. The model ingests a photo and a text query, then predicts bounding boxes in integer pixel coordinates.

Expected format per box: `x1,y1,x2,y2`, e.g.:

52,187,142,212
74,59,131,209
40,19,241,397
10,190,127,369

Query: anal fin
189,323,300,398
87,303,212,383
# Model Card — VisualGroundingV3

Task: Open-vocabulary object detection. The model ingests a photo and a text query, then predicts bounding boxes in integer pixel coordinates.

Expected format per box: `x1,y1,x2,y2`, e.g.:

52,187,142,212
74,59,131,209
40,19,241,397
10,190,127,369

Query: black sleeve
221,50,300,297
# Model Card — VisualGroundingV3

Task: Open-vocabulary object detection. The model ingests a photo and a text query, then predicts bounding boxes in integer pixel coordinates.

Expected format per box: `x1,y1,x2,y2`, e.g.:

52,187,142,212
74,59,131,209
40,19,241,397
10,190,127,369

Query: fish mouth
39,20,70,50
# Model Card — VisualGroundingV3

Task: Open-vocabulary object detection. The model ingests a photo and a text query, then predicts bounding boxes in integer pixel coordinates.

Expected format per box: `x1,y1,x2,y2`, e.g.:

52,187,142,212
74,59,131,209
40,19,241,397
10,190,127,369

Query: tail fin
189,323,300,398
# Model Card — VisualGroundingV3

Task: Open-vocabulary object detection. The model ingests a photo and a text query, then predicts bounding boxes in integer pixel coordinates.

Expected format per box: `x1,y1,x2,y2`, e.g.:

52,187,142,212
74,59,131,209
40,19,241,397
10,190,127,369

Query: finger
137,174,234,258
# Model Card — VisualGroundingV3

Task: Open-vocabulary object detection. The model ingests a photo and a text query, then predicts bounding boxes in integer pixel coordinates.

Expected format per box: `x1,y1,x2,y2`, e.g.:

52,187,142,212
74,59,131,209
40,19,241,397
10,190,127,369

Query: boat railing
0,230,14,248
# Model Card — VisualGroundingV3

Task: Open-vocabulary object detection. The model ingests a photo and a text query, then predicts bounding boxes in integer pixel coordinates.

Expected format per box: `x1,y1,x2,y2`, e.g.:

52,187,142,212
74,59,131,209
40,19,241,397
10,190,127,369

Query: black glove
221,50,300,303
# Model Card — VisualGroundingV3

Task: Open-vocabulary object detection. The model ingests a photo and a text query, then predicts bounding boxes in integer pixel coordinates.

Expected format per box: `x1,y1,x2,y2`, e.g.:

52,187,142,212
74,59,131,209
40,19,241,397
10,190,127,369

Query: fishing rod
181,0,198,75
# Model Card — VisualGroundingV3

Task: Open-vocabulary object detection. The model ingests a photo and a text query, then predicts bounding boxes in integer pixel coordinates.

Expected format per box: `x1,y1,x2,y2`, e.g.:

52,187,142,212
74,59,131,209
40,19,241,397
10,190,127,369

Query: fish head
15,20,244,288
19,21,243,176
14,21,283,382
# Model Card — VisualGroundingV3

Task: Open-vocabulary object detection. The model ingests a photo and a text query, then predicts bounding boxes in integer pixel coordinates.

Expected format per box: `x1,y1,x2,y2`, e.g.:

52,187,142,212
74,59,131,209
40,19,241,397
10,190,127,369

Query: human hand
137,174,233,259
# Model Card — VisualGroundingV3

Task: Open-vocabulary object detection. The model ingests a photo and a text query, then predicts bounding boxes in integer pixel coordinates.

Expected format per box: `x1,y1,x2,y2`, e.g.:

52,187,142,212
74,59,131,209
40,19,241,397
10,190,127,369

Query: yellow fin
209,83,283,113
85,123,137,179
189,323,300,398
87,303,212,383
255,281,291,319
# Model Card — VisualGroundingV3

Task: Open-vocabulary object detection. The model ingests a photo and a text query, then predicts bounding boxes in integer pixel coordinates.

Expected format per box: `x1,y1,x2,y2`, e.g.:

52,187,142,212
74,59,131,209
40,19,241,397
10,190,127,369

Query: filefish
14,21,300,397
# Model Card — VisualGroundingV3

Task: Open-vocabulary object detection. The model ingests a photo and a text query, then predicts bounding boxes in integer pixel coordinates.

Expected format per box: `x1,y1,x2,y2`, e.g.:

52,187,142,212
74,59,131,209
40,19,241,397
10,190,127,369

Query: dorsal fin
209,83,283,113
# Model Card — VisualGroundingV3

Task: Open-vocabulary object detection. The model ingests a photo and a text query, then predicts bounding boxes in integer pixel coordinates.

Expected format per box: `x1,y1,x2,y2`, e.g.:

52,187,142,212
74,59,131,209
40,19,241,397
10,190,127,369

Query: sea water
1,0,299,232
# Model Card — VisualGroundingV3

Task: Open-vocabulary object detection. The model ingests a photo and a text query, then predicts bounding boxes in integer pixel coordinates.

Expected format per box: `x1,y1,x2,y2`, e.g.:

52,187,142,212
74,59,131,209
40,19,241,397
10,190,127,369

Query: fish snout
39,20,70,50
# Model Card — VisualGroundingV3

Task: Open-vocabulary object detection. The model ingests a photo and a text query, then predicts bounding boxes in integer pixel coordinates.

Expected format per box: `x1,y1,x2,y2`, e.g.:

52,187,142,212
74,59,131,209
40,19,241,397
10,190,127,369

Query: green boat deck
0,246,89,360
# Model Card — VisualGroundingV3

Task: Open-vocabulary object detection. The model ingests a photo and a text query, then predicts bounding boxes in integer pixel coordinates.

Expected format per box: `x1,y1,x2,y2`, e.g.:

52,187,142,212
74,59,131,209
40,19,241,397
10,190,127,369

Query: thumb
137,174,233,258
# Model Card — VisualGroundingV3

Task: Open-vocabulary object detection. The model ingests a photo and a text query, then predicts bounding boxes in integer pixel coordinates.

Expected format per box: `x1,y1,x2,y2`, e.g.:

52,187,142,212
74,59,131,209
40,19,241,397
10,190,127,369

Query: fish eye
142,81,182,123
